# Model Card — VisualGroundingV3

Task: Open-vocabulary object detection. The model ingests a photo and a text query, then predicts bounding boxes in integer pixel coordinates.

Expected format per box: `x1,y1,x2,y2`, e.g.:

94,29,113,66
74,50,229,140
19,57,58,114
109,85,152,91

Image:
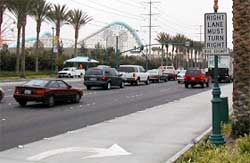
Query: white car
118,65,149,85
58,67,85,78
0,88,5,102
177,70,186,83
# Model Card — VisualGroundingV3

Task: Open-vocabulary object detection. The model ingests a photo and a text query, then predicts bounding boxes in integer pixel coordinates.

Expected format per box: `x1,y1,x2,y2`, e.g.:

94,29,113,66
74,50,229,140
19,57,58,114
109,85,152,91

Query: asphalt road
0,80,212,151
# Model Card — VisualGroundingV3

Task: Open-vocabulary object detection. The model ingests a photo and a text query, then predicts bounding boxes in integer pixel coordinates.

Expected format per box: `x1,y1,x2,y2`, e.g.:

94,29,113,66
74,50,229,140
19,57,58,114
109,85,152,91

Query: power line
70,0,144,21
142,0,160,60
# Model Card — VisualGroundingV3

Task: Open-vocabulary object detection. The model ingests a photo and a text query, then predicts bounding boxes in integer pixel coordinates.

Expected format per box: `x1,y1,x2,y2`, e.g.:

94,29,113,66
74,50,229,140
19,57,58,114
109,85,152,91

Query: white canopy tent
64,56,99,64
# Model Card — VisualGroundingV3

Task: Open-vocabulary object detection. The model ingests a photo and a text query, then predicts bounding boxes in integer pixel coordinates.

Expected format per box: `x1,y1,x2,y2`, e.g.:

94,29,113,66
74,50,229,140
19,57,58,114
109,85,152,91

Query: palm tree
155,32,166,66
8,0,33,74
30,0,51,72
0,0,7,45
173,34,188,68
67,9,92,57
47,4,68,71
164,33,171,66
232,0,250,137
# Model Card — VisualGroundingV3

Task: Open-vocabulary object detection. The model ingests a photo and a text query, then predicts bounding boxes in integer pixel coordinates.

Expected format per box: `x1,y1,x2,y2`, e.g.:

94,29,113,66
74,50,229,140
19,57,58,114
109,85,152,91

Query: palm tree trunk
232,0,250,137
74,27,78,57
161,44,164,66
16,26,21,73
20,17,26,78
35,22,41,73
55,24,60,72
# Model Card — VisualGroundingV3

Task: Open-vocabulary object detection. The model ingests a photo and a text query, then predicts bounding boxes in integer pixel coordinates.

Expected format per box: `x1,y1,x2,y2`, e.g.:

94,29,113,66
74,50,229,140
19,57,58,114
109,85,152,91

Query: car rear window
24,80,48,87
186,70,201,75
147,70,157,74
86,68,103,75
118,67,136,73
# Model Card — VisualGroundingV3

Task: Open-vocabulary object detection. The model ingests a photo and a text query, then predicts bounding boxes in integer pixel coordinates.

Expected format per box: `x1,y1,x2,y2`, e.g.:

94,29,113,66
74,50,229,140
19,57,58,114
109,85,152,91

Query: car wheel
185,83,189,88
46,96,55,107
105,82,111,90
18,101,27,107
135,79,140,86
201,83,204,88
145,78,149,85
74,93,81,103
0,92,3,102
178,81,181,84
86,86,91,90
120,81,125,88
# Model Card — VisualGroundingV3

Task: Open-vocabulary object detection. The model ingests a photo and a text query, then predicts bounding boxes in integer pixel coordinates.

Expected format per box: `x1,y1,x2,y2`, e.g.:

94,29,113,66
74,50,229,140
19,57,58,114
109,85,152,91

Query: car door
56,80,74,100
112,68,121,86
47,80,61,99
139,66,147,81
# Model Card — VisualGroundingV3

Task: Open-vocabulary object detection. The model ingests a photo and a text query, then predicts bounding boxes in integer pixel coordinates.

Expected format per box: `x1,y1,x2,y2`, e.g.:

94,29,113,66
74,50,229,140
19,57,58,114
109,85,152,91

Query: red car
184,68,210,88
13,79,83,107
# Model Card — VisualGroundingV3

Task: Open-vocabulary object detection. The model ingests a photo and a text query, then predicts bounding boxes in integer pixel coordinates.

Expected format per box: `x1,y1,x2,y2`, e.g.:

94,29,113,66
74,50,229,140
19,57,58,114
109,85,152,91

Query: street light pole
51,27,55,75
115,35,119,69
209,0,225,145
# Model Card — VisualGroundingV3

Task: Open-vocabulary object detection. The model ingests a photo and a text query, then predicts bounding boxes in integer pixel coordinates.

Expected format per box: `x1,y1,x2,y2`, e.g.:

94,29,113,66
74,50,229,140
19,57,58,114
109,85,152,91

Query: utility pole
142,0,159,68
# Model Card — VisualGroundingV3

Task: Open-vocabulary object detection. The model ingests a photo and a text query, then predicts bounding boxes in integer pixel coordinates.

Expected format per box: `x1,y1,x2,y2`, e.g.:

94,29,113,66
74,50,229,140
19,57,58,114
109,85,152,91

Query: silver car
177,70,186,83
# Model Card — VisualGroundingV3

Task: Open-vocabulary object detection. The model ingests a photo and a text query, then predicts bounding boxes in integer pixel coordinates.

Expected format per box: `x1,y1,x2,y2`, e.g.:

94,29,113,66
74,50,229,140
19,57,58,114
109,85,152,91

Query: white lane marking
27,144,131,161
2,118,6,121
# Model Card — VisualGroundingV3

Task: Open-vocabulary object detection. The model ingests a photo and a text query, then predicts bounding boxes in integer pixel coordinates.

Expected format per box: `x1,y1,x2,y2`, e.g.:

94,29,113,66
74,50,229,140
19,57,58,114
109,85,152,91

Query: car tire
46,96,55,107
201,83,204,88
105,82,111,90
0,92,3,102
86,86,91,90
185,83,189,88
135,79,140,86
120,81,125,88
178,81,181,84
74,93,81,103
145,78,149,85
18,101,27,107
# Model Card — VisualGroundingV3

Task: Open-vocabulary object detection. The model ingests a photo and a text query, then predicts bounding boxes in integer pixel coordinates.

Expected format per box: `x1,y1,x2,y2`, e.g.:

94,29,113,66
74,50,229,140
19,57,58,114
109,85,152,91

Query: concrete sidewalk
0,84,233,163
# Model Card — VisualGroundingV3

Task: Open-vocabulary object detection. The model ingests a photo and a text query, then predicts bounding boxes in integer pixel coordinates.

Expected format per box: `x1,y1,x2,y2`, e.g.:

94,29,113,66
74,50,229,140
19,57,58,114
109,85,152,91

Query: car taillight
199,76,205,80
132,73,136,78
101,76,107,81
34,89,45,95
14,88,20,94
184,75,187,80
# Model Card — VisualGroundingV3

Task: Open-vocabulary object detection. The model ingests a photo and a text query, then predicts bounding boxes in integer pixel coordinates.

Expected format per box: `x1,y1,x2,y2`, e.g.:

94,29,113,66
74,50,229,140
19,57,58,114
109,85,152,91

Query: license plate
191,77,195,80
24,89,31,94
89,78,97,81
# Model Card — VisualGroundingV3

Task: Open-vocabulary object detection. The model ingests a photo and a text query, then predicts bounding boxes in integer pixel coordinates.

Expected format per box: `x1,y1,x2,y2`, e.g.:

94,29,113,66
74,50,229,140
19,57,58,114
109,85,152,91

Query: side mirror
68,85,72,89
118,74,123,77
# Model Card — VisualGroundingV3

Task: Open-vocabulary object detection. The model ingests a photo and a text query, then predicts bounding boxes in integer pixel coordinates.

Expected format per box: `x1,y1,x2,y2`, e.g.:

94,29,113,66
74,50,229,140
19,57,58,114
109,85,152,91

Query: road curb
165,127,212,163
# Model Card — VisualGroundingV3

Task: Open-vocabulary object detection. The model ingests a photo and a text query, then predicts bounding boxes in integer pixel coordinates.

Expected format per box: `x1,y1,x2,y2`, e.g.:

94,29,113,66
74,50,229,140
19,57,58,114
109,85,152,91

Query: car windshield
178,70,186,74
24,80,48,87
118,67,136,73
86,68,103,75
186,70,201,75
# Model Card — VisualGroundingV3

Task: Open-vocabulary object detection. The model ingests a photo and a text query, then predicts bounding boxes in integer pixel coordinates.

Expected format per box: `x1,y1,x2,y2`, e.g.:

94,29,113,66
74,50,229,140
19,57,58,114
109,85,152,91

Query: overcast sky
21,0,233,48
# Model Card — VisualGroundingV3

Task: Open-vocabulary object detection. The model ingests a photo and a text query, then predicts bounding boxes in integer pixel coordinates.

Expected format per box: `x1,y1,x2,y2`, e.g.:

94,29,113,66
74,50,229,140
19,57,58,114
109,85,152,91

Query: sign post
205,0,225,145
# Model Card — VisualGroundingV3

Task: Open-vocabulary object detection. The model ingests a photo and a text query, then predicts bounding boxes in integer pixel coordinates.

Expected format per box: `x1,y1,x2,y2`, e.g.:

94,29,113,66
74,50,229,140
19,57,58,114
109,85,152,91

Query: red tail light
132,73,136,78
34,89,45,95
199,75,205,80
101,76,107,81
184,75,187,80
14,88,20,94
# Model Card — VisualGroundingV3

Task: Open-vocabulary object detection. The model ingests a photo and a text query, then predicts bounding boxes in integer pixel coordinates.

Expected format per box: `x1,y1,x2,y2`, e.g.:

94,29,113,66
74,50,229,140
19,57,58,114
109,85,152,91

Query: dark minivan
84,67,125,90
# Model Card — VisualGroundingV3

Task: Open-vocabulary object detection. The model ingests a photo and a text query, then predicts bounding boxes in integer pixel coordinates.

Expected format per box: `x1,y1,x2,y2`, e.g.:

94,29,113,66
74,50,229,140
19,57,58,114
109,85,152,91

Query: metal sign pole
208,0,225,145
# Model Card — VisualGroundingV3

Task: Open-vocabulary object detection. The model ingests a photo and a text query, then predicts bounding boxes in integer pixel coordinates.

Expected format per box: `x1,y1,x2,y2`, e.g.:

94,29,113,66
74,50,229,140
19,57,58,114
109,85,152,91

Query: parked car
184,68,210,88
58,67,85,78
163,69,177,80
146,69,167,82
177,70,186,83
13,79,83,107
0,88,5,102
84,67,125,90
118,65,149,85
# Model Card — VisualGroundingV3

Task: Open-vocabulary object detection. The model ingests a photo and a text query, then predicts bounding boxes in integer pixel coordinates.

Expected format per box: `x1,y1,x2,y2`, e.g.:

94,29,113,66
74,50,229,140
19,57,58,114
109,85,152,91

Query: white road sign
203,48,229,55
204,13,227,51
